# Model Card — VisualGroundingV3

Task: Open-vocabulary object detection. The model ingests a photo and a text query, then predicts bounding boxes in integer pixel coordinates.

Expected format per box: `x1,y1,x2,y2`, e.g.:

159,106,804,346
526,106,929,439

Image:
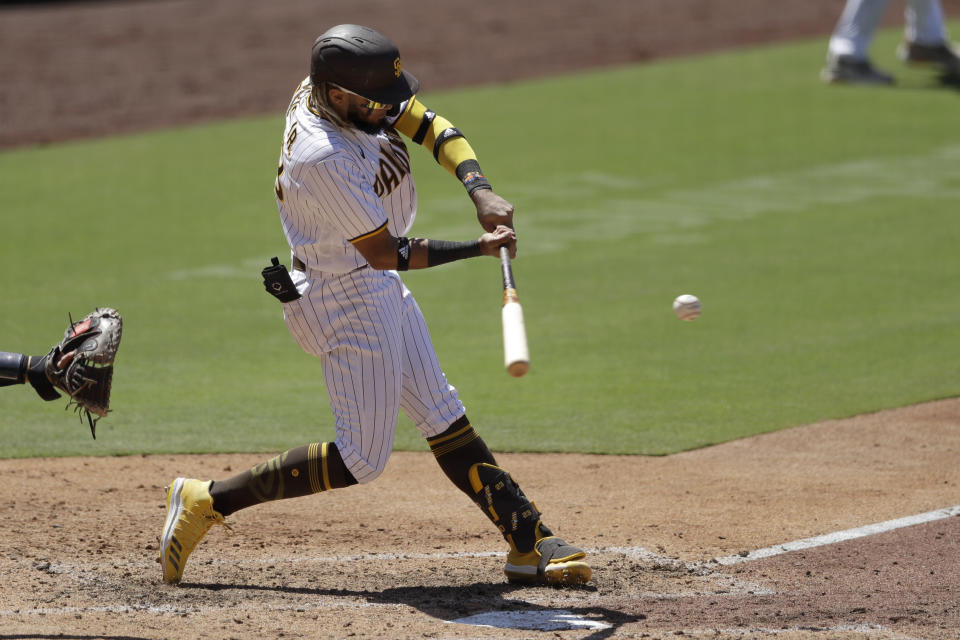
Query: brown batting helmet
310,25,419,105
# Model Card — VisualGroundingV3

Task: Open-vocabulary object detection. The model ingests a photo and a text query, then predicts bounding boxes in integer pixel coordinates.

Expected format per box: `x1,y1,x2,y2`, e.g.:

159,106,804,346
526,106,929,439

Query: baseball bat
499,245,530,377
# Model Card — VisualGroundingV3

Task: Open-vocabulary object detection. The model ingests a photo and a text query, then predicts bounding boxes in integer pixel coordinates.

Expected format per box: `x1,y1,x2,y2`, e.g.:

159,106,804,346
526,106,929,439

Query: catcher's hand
42,308,123,439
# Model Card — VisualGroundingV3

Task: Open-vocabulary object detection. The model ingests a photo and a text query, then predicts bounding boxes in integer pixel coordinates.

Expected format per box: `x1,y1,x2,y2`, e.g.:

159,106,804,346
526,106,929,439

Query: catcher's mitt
32,308,123,439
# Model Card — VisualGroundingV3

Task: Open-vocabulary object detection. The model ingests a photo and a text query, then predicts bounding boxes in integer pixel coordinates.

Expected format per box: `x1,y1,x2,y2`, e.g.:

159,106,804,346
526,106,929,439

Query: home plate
450,609,612,631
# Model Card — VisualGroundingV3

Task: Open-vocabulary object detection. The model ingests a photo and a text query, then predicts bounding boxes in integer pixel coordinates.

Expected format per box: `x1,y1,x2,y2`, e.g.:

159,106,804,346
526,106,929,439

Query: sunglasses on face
330,84,392,111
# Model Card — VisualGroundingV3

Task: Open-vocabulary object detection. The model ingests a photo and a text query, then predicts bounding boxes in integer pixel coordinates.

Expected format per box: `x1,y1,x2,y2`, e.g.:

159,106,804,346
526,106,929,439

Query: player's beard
347,104,386,135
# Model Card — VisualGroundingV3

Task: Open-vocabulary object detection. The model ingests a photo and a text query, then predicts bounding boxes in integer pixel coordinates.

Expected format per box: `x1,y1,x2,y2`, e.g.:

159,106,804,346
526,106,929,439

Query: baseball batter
160,24,591,587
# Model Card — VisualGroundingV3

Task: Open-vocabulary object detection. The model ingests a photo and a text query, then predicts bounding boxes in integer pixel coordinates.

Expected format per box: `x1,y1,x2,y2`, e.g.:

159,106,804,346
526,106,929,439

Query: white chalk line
711,504,960,566
4,504,957,631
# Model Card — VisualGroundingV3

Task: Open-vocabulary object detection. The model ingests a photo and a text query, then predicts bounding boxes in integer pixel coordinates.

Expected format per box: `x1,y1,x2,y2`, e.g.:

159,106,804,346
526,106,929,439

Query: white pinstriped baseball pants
282,266,465,484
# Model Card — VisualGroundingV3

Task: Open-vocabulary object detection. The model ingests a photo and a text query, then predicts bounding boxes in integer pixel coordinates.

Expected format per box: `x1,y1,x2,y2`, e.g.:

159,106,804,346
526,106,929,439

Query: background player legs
828,0,890,59
822,0,897,84
823,0,959,84
899,0,960,82
905,0,948,45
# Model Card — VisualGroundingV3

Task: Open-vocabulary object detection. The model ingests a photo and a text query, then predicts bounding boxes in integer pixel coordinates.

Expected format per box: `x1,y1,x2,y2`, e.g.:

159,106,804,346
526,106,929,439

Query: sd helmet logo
393,57,402,78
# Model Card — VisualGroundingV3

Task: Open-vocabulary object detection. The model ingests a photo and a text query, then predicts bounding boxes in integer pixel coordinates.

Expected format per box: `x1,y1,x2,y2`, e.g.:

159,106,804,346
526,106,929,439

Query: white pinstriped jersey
275,78,417,275
273,79,465,483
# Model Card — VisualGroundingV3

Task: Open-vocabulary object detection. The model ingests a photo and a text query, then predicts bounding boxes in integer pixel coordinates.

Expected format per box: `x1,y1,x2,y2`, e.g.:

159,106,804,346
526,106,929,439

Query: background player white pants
828,0,949,58
282,267,465,484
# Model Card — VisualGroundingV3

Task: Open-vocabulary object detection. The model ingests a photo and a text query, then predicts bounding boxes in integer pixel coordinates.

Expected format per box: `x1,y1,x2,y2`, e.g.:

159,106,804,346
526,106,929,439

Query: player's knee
352,464,386,484
344,454,390,484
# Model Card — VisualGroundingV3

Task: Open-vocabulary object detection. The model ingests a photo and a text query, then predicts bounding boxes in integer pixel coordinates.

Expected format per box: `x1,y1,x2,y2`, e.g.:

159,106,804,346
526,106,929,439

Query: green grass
2,25,959,457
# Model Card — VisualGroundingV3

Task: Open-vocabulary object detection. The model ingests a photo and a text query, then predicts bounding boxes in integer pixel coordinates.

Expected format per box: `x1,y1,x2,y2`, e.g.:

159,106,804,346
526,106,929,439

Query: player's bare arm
351,224,516,271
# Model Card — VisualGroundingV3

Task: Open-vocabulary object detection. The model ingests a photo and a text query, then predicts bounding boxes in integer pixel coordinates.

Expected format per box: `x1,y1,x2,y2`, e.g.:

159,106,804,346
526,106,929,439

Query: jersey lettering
285,123,298,156
372,136,411,198
274,158,285,202
287,80,311,116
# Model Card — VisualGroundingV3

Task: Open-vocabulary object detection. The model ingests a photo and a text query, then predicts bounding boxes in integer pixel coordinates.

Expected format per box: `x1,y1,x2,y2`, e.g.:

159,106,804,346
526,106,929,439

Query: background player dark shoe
897,41,960,84
160,478,229,583
821,54,895,85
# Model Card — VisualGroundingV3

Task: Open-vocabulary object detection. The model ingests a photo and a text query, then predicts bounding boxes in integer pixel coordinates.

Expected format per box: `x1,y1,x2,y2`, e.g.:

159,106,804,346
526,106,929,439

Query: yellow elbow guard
396,97,478,176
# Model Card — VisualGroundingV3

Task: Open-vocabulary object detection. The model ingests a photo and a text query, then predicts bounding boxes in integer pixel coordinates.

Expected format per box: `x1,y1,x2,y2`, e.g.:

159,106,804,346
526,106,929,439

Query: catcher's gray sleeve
0,351,26,386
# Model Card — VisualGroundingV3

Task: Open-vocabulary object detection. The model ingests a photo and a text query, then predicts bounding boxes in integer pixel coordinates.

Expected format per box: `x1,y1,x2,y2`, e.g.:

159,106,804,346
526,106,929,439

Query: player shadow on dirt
181,580,642,639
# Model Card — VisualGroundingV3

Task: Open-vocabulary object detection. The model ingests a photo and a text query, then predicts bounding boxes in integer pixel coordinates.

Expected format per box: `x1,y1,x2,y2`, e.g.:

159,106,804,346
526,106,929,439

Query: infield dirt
1,1,959,639
2,400,959,638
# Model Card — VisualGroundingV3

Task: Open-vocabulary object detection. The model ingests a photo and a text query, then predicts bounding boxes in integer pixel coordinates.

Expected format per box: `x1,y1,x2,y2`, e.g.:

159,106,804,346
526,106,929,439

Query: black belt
291,257,369,275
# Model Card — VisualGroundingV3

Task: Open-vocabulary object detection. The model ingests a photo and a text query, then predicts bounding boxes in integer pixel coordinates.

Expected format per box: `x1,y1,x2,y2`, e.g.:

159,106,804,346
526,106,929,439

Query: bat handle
499,245,517,299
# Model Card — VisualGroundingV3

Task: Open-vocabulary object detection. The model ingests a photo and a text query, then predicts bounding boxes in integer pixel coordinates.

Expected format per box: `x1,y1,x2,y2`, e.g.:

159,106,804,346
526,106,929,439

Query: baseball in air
672,294,701,321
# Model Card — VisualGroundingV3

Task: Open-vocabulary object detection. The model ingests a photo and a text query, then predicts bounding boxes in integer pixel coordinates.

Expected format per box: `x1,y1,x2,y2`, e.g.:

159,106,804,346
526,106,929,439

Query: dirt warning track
0,0,855,150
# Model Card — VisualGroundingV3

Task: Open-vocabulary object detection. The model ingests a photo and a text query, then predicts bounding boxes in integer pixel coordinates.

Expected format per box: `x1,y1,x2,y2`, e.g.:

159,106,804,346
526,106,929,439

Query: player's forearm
365,234,514,271
397,238,481,270
352,227,489,271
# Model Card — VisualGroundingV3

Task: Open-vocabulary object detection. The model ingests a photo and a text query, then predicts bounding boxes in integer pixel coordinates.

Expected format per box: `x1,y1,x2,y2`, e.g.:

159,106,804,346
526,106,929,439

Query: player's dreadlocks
309,82,349,129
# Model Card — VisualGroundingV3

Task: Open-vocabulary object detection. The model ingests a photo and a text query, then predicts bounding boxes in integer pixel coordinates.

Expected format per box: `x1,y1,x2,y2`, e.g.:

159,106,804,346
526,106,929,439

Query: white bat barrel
502,299,530,377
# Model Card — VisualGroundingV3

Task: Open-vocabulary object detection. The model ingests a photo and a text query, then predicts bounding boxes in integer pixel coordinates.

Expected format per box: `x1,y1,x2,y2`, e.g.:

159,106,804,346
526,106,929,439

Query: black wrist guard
456,159,492,196
396,237,411,271
427,239,482,266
